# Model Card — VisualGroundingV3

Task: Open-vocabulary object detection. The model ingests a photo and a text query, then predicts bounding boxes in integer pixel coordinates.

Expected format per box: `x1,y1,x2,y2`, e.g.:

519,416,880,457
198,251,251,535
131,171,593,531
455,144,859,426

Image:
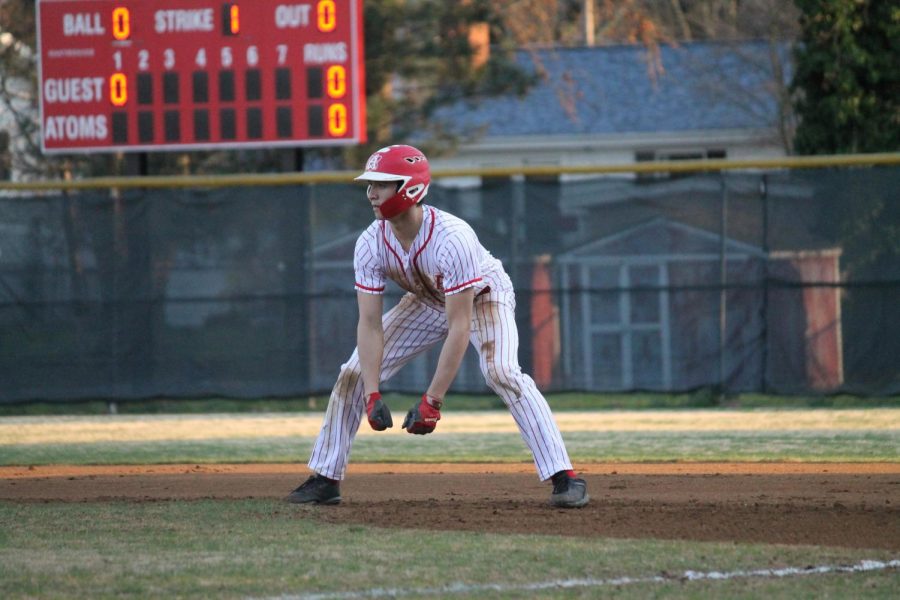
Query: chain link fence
1,157,898,402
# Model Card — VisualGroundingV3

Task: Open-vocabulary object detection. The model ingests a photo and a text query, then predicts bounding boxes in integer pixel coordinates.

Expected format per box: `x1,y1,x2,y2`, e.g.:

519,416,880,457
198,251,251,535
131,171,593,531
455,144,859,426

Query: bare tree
490,0,799,151
673,0,801,152
1,1,49,181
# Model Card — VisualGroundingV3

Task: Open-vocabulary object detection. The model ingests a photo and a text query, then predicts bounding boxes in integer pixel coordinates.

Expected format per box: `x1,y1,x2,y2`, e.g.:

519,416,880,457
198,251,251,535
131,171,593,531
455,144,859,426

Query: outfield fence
1,154,898,402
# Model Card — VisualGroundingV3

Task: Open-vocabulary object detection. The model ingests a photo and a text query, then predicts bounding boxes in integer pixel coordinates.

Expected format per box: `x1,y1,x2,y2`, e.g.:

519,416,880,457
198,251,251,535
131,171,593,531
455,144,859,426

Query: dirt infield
2,462,898,551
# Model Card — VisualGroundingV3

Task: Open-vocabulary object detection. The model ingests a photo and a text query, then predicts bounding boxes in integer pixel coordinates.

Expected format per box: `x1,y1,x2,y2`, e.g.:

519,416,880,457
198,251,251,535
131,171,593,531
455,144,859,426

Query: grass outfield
0,408,897,465
1,408,898,599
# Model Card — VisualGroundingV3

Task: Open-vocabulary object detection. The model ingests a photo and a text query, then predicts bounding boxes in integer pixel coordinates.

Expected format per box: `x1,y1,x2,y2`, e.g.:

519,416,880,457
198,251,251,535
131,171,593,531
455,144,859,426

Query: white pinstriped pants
307,292,574,481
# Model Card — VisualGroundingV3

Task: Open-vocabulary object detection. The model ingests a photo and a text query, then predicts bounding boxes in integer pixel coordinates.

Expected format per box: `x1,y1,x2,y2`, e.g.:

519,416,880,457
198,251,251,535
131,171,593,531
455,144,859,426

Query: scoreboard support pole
104,150,155,403
280,148,305,173
122,152,149,177
278,146,313,392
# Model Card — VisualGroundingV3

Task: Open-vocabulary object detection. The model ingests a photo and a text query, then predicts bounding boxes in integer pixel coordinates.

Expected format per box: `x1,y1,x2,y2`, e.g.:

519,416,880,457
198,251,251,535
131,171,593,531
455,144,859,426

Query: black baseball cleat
550,472,589,508
285,474,342,505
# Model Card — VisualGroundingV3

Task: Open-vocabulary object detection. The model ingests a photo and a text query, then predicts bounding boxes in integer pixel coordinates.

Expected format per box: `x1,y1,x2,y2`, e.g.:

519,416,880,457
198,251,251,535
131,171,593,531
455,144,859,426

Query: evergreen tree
791,0,900,154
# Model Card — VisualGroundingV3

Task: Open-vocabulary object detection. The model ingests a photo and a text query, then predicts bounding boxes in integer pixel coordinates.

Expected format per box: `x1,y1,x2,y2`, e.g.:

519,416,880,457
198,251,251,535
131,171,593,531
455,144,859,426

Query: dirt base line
4,462,898,551
3,461,899,479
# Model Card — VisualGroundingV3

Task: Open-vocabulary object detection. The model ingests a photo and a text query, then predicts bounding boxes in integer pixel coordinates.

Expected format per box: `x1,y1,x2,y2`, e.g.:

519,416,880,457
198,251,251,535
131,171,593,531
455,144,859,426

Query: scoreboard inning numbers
36,0,366,153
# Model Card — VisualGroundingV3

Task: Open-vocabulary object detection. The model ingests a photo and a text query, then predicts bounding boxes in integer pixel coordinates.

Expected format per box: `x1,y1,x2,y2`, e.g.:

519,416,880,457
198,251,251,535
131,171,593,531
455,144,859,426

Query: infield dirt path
2,462,898,551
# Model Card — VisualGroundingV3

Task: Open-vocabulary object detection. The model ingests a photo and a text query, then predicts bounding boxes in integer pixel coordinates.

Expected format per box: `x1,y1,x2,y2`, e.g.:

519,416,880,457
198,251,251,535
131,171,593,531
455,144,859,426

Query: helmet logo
365,153,384,171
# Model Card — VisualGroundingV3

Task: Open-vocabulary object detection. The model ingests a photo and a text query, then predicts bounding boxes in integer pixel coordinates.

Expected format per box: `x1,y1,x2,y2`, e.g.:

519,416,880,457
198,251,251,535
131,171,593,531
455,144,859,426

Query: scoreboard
36,0,366,154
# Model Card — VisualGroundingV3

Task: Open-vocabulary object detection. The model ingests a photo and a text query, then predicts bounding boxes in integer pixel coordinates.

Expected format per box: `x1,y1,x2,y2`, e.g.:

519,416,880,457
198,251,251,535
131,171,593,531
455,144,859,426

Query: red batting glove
366,392,393,431
402,394,442,435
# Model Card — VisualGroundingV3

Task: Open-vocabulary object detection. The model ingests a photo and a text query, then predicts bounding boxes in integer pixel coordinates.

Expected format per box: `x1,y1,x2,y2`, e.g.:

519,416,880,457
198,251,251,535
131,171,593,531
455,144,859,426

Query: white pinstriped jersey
353,205,513,309
308,204,574,483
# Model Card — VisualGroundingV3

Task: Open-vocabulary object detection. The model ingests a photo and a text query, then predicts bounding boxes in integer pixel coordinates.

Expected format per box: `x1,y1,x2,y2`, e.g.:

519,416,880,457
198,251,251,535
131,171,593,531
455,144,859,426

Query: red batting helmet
355,145,431,219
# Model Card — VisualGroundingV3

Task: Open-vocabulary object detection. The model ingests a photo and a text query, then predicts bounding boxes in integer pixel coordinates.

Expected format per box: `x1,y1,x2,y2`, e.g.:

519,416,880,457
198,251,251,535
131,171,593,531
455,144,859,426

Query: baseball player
285,144,588,508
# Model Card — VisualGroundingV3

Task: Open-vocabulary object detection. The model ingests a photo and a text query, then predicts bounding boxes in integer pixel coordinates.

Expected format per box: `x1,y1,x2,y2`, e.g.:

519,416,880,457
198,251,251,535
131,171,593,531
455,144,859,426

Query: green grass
1,391,896,416
1,409,898,598
2,429,897,466
1,500,897,600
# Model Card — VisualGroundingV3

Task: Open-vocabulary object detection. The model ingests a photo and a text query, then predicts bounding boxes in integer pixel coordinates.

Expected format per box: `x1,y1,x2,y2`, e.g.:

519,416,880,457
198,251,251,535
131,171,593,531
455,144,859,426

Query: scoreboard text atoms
37,0,367,153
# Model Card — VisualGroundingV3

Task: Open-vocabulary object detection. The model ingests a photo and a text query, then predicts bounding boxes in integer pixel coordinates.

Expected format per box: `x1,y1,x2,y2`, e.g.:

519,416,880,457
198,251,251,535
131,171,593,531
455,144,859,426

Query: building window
635,148,727,181
575,261,672,389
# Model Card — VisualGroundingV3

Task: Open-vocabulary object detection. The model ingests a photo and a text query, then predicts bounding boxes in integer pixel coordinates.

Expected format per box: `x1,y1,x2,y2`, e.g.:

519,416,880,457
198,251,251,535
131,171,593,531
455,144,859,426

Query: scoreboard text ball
37,0,367,154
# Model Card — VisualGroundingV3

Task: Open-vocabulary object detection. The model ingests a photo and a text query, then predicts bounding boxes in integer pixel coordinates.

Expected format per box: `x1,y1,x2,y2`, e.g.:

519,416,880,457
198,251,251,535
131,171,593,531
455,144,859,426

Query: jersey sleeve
439,225,483,296
353,226,385,294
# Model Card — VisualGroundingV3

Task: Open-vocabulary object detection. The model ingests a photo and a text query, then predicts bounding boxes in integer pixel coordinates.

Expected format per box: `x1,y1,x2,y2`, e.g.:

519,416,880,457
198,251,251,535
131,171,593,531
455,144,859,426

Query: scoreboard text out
37,0,366,153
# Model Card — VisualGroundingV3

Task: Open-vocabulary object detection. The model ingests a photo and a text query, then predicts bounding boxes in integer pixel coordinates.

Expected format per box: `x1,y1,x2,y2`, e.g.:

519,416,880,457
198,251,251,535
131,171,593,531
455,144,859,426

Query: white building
427,41,792,180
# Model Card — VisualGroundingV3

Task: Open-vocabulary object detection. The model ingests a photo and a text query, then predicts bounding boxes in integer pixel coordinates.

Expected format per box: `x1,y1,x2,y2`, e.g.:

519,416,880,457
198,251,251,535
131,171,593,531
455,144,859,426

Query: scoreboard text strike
37,0,366,154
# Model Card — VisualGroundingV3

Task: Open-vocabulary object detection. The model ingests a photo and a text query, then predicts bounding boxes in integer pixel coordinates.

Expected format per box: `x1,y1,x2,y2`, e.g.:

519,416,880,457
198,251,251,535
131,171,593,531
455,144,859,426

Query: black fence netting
1,166,898,402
